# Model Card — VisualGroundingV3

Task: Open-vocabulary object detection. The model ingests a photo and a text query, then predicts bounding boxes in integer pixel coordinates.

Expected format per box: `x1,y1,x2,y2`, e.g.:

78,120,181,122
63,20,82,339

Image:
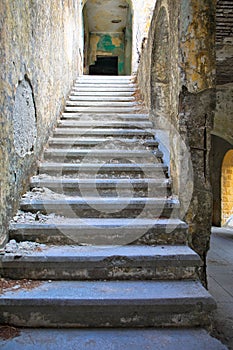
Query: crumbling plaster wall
0,1,80,246
137,0,216,284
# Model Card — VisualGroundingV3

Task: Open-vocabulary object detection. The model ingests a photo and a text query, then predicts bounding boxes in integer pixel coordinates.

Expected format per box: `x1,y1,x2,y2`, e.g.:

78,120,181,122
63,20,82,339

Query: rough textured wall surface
211,136,233,226
212,0,233,146
214,0,233,141
137,0,216,285
211,0,233,226
0,1,80,246
221,150,233,225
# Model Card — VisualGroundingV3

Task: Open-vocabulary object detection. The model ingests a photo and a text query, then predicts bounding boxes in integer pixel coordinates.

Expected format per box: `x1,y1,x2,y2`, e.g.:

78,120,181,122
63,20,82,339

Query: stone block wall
221,151,233,225
211,0,233,226
0,1,80,246
137,0,216,284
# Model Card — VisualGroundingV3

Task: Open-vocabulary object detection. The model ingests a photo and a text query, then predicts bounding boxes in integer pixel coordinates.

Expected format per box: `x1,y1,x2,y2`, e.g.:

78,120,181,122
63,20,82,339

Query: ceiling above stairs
84,0,130,32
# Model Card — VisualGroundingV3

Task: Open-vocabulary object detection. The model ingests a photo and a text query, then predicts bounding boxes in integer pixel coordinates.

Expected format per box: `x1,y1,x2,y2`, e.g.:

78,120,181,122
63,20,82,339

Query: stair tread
49,136,157,142
10,217,187,227
68,96,135,101
53,128,156,134
0,328,226,350
39,162,167,170
20,197,179,205
58,121,153,127
31,177,170,185
70,91,135,96
64,107,140,113
66,101,137,106
1,245,200,262
73,84,135,88
62,113,149,118
0,280,215,307
43,149,161,157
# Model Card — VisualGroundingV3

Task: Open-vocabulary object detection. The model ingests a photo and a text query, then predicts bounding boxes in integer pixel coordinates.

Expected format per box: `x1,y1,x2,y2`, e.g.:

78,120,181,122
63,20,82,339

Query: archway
82,0,132,75
221,149,233,226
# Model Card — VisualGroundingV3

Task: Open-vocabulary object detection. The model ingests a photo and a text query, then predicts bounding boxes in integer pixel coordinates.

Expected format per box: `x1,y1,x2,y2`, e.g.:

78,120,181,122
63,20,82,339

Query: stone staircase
0,76,223,348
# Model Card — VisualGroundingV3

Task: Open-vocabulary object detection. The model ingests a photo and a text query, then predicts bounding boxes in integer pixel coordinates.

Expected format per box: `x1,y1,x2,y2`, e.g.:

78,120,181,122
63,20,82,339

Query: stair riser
75,80,134,85
70,91,135,96
66,102,137,107
48,139,159,150
58,122,153,128
38,171,167,179
70,92,134,97
0,305,212,328
73,85,135,90
19,203,178,219
64,107,141,113
9,225,187,245
62,113,149,120
0,260,198,281
53,131,154,138
29,185,171,197
43,154,162,163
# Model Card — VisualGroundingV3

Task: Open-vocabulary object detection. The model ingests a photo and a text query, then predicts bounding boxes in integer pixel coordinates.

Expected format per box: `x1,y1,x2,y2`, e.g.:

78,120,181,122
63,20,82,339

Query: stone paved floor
208,227,233,350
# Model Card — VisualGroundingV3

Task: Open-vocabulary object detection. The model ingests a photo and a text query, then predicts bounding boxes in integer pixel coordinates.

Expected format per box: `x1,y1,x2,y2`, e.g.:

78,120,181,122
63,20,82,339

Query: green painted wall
89,33,125,75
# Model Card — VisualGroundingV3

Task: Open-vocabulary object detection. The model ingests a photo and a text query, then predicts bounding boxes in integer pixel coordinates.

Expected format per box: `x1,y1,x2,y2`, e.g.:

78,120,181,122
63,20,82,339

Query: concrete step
53,127,156,137
69,95,135,101
0,328,227,350
0,280,216,328
75,79,135,85
76,76,134,84
19,196,179,219
73,83,135,89
70,90,135,96
58,120,153,128
9,218,188,245
38,162,168,177
68,96,135,102
48,137,159,149
30,177,171,197
65,106,140,113
0,245,201,281
61,112,149,120
71,84,136,95
66,101,137,108
43,149,163,162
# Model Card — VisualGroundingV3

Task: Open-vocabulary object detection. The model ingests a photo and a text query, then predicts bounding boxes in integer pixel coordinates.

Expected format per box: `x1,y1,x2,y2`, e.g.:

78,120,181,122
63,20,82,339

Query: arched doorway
221,149,233,226
82,0,132,75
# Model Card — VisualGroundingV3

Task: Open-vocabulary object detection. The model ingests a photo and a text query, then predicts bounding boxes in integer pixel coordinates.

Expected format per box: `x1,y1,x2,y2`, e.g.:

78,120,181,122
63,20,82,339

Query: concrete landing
0,328,227,350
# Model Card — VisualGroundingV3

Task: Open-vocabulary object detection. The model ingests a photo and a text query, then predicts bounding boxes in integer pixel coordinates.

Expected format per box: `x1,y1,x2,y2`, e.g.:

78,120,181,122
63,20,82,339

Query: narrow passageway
1,0,232,348
208,227,233,350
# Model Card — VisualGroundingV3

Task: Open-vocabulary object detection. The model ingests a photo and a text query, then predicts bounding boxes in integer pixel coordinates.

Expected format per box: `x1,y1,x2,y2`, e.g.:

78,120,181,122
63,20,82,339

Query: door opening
89,56,118,75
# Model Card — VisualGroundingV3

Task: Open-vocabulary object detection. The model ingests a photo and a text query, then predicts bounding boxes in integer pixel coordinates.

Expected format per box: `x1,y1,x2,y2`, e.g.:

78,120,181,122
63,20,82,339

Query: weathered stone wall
212,0,233,145
221,150,233,225
0,1,80,246
211,0,233,226
211,136,233,226
137,0,216,284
